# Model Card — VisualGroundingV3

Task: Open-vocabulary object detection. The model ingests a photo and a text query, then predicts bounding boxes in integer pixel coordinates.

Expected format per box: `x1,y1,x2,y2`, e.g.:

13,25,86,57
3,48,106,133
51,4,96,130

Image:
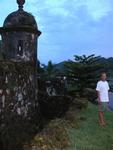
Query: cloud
24,0,113,62
0,0,113,63
85,0,112,21
33,0,112,20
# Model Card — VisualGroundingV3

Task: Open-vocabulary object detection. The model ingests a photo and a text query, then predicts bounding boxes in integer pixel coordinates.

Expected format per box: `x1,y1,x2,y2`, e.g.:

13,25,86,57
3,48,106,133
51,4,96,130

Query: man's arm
97,90,101,104
96,82,101,104
107,82,110,102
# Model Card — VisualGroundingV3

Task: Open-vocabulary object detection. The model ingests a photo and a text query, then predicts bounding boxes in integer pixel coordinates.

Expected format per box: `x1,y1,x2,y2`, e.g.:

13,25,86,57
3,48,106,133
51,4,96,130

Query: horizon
40,55,113,65
0,0,113,64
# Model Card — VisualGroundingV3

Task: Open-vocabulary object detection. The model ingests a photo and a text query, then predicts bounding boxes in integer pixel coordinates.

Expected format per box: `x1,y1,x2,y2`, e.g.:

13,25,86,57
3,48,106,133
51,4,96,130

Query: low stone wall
38,91,72,119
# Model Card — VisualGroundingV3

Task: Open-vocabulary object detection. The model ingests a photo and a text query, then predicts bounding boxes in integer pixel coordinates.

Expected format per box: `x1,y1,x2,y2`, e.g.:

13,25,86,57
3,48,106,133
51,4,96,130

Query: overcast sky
0,0,113,64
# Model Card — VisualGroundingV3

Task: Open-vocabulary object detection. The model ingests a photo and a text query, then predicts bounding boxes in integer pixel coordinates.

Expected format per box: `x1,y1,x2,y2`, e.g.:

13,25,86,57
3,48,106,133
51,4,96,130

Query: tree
43,60,59,79
46,61,54,77
65,54,104,95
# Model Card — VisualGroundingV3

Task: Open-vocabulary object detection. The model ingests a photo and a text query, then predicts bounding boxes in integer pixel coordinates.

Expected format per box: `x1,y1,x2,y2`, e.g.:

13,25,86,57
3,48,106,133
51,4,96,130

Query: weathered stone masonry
0,0,41,119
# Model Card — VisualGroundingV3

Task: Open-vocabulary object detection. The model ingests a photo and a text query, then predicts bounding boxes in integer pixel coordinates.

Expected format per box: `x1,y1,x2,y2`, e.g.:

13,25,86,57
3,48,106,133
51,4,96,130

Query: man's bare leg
99,112,106,126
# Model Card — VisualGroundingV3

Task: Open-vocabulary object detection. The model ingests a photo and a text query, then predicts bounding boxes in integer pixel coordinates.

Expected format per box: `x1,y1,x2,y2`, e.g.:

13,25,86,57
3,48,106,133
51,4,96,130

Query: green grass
66,103,113,150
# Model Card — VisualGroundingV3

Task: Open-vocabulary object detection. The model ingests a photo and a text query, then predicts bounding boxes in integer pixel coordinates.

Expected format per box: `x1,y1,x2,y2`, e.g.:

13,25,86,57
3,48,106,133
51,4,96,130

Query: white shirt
96,80,110,102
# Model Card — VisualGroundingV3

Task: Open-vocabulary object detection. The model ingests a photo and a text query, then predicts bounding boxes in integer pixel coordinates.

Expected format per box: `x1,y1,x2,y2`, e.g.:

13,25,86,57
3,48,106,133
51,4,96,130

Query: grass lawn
66,102,113,150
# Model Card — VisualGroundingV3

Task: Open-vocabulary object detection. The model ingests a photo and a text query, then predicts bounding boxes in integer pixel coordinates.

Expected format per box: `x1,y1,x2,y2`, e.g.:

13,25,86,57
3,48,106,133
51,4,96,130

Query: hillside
54,57,113,76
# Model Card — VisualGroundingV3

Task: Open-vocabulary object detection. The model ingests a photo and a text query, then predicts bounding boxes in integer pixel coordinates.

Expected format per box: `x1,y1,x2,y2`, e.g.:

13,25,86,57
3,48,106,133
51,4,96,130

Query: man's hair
101,72,106,77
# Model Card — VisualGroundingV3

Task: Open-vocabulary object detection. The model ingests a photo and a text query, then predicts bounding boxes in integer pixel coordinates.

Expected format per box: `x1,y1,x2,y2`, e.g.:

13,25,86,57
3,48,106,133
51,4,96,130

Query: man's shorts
98,102,109,112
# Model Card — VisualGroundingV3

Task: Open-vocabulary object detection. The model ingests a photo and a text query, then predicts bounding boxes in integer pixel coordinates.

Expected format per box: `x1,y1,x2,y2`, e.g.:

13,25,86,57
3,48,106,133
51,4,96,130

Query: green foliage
65,54,104,94
42,60,59,79
46,60,54,77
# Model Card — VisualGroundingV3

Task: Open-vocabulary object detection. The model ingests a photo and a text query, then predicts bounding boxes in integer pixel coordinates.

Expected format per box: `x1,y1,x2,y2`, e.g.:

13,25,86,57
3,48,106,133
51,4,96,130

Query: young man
96,73,110,126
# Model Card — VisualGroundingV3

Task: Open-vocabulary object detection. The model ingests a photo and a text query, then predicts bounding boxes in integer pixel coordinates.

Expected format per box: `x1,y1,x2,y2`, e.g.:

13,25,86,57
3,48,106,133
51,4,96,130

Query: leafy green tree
65,54,104,95
46,61,54,77
43,60,59,79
